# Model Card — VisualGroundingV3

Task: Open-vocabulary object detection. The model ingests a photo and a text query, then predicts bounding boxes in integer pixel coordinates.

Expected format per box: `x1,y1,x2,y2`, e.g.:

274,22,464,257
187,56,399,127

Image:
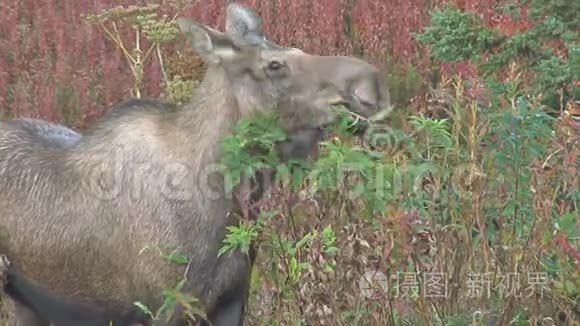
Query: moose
0,2,389,325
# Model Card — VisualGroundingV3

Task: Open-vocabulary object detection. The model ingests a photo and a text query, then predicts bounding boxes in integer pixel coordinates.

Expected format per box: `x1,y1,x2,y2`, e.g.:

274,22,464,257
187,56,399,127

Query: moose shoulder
0,3,389,325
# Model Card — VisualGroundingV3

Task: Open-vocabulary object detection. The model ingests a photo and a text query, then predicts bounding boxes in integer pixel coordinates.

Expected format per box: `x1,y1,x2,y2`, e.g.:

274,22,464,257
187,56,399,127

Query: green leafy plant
415,1,579,110
131,246,207,324
487,97,555,237
414,5,501,63
219,111,289,194
218,210,280,259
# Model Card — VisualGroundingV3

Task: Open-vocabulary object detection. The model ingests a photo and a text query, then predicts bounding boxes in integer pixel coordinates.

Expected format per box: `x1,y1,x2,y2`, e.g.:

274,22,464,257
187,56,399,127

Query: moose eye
267,60,282,71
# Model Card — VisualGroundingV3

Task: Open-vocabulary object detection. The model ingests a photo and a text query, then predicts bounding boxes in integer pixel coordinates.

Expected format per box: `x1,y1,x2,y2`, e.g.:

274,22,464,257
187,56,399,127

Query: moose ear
225,2,265,46
176,18,237,65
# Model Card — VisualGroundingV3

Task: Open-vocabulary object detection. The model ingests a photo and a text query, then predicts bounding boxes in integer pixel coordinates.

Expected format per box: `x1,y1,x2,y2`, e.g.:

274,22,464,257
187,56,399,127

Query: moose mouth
330,91,378,120
279,116,369,162
328,98,374,134
276,93,376,162
277,126,325,161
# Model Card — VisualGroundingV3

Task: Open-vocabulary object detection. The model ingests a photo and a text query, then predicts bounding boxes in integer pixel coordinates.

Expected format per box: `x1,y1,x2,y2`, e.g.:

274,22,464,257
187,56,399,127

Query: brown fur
0,3,389,325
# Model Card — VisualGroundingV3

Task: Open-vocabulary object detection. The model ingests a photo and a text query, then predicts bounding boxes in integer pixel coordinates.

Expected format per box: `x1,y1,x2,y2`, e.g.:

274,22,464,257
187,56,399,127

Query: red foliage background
0,0,531,128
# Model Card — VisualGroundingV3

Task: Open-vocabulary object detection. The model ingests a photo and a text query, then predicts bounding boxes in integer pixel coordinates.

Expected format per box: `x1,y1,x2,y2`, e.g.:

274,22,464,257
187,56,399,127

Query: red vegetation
0,0,532,128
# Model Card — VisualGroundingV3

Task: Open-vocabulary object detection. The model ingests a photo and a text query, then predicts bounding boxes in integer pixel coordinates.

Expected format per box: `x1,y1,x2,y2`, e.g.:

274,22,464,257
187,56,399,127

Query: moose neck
172,66,244,168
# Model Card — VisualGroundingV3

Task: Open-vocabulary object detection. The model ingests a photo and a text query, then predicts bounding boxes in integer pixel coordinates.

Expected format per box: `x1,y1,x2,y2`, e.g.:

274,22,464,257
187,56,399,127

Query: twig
157,44,169,87
100,22,136,67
